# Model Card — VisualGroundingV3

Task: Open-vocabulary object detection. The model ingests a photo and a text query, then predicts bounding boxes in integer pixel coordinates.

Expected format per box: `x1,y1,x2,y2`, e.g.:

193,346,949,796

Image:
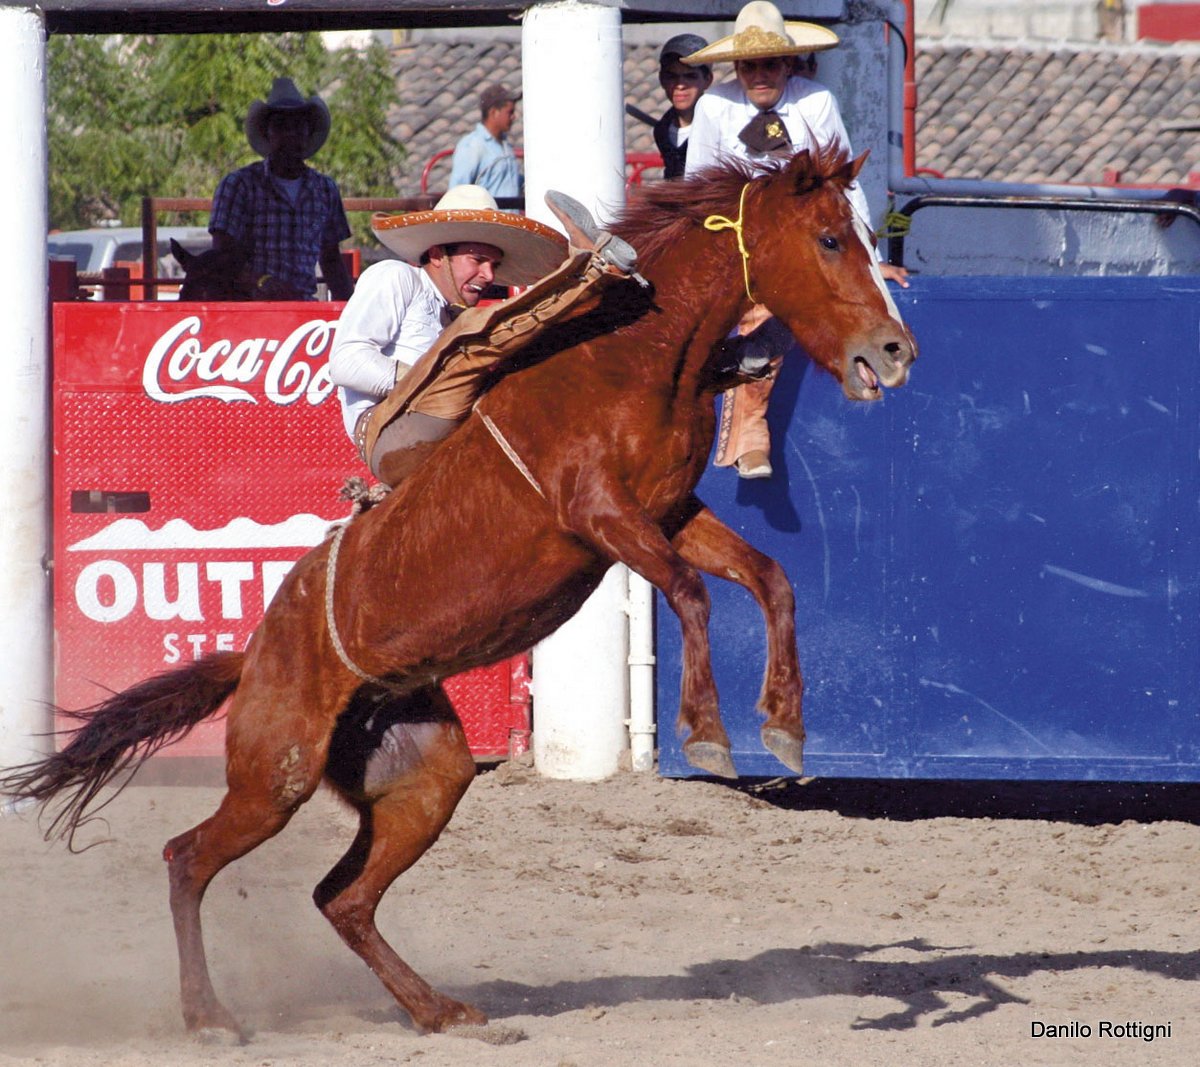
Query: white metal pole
521,0,628,230
532,565,630,779
626,571,656,771
0,5,51,772
523,0,630,780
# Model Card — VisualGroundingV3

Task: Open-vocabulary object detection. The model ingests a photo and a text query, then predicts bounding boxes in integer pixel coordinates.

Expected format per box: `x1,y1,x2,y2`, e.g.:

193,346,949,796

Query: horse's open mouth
854,356,882,394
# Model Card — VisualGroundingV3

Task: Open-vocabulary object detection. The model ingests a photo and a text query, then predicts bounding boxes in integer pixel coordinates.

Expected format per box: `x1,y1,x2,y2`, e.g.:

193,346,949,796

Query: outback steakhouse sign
53,301,529,759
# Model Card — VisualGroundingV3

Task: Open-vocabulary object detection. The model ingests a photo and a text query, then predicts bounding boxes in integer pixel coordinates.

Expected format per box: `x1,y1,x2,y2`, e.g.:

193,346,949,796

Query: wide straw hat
682,1,839,65
245,77,332,159
371,185,568,287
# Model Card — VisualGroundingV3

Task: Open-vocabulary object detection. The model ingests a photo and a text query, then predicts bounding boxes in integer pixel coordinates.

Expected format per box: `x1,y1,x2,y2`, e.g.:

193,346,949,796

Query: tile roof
915,39,1200,186
391,41,669,193
389,37,1200,196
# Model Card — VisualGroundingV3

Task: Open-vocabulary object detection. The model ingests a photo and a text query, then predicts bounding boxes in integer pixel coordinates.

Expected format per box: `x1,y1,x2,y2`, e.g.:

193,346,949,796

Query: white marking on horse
850,205,905,328
363,722,445,794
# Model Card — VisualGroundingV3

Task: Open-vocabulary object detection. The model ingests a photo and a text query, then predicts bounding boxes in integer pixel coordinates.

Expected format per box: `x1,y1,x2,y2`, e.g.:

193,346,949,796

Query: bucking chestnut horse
1,148,916,1038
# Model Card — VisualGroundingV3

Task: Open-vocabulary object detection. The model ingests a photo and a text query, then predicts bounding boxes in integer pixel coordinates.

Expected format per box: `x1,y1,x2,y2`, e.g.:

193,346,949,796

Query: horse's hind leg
317,684,480,1033
672,499,805,774
164,716,328,1039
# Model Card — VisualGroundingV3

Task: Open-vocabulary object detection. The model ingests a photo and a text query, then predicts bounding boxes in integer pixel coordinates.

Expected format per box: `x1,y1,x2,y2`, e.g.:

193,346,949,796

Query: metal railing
418,148,665,198
888,193,1200,269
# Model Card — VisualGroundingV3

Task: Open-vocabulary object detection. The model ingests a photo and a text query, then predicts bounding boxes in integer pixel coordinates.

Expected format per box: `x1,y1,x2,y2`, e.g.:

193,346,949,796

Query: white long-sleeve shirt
328,259,448,438
685,75,872,225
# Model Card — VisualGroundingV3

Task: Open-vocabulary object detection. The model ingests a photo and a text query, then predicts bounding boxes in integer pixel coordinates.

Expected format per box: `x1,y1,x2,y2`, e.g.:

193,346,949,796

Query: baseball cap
479,83,522,112
659,33,709,64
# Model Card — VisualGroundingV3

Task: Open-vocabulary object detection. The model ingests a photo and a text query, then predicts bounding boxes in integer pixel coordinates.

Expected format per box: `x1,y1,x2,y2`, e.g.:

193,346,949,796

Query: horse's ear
787,148,818,194
170,238,194,270
842,150,870,183
787,148,814,175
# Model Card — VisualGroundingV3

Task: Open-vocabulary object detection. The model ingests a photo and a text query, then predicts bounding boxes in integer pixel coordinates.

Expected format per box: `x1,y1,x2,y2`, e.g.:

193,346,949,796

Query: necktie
738,110,792,154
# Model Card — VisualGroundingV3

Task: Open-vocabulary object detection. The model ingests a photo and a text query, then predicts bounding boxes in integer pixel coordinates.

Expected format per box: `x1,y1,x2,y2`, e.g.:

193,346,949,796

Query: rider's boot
544,190,641,279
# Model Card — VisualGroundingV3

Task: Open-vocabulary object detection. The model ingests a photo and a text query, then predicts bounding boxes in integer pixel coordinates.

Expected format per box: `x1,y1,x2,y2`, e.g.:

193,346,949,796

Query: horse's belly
333,409,712,685
348,520,607,680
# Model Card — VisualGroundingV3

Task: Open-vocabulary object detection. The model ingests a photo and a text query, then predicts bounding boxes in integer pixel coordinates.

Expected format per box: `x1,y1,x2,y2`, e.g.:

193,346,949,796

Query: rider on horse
682,2,909,480
329,184,640,489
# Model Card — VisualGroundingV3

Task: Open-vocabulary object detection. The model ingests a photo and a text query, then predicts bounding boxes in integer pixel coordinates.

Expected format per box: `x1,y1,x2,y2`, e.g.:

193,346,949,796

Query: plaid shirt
210,160,351,298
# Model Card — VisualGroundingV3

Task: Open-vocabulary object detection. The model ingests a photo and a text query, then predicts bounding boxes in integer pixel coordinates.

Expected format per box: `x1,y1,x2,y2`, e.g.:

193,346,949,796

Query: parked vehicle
48,226,212,298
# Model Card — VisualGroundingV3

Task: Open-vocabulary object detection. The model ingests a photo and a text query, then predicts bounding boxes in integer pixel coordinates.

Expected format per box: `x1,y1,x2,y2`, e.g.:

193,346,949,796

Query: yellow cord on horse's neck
704,182,757,305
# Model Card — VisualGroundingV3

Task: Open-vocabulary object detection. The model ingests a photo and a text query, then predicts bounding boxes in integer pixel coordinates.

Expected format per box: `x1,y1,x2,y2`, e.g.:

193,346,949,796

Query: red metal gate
52,300,530,760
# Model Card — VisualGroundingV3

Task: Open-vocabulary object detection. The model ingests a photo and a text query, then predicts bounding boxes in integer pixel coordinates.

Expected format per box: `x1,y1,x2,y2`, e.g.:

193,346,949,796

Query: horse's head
172,239,257,301
737,149,917,401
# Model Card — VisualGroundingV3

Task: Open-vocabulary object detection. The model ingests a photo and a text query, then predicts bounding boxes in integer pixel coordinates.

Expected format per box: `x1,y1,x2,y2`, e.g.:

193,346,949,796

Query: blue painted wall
657,276,1200,780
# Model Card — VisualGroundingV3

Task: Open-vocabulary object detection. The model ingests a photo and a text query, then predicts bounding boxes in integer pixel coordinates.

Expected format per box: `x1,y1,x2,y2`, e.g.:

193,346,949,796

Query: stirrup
545,190,639,275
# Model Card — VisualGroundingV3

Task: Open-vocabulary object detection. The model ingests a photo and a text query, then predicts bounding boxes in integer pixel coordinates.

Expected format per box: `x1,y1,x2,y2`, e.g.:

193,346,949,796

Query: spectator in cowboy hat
329,184,639,487
653,33,714,179
209,76,354,301
448,83,523,199
683,1,907,479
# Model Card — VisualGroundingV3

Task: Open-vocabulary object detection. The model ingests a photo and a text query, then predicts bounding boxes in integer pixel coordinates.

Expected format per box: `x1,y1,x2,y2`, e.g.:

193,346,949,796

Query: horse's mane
609,142,853,268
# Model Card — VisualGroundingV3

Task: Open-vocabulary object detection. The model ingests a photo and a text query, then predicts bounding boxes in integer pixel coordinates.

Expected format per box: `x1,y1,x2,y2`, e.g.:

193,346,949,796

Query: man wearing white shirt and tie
683,2,907,479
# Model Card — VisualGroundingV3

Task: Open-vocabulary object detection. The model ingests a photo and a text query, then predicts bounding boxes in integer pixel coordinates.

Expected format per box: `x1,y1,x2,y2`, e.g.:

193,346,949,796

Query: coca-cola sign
141,314,338,406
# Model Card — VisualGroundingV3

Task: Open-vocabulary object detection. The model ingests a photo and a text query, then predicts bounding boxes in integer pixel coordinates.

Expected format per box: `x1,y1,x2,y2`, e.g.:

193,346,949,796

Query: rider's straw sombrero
245,77,331,159
372,185,568,287
682,1,839,65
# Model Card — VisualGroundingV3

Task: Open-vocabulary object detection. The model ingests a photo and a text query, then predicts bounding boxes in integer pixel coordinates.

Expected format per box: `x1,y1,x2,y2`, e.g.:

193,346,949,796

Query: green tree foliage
47,33,405,247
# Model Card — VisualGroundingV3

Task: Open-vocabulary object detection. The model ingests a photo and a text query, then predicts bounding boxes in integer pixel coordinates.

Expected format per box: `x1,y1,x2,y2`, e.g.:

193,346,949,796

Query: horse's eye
820,235,839,251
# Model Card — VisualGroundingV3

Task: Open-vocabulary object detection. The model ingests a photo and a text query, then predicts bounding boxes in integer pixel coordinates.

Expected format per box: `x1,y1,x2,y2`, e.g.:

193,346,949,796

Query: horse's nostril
884,341,901,354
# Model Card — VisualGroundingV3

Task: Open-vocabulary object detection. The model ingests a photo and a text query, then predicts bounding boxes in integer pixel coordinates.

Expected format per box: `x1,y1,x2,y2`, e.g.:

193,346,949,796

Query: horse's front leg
671,498,804,774
561,485,735,779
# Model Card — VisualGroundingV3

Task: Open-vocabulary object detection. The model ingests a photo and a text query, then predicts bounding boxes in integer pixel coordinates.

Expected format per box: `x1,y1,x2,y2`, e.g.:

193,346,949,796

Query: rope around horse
323,477,394,685
704,182,757,305
478,410,545,498
324,522,381,684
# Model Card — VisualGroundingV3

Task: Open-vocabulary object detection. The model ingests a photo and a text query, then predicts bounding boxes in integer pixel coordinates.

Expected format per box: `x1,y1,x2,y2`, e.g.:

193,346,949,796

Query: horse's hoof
684,741,738,779
761,727,804,775
191,1026,248,1047
447,1022,528,1045
419,998,488,1034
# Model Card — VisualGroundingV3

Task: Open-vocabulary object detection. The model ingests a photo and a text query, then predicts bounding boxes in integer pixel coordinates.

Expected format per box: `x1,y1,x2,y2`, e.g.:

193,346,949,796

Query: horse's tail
0,651,244,847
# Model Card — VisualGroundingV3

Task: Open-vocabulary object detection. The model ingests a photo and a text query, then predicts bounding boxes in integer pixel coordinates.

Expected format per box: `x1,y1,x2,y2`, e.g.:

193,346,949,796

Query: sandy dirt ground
2,762,1198,1067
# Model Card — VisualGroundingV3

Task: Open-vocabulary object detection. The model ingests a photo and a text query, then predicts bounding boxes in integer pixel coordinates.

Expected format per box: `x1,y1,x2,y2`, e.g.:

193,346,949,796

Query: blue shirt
448,124,522,199
210,160,351,298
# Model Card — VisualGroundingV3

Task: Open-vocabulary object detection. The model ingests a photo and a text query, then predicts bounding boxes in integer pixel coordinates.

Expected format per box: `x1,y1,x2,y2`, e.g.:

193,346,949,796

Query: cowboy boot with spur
544,190,644,282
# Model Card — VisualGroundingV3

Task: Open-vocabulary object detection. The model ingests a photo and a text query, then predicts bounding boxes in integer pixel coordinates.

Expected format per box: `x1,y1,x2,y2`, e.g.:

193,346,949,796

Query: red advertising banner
52,301,529,759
